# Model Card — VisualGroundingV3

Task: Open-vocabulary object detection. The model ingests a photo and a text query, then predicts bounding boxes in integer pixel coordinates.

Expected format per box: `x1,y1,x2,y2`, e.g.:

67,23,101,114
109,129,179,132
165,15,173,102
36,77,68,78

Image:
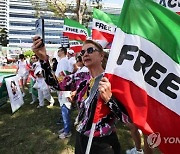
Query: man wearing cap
67,49,77,74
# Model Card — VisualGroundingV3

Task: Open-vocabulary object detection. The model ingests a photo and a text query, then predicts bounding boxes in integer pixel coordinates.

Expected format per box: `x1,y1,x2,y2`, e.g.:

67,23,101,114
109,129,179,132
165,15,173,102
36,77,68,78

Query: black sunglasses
80,47,98,56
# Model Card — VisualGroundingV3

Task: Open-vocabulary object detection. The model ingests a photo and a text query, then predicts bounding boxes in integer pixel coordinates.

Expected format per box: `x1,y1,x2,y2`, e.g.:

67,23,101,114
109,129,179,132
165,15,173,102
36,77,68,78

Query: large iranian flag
154,0,180,14
93,0,180,154
92,8,119,48
63,18,90,41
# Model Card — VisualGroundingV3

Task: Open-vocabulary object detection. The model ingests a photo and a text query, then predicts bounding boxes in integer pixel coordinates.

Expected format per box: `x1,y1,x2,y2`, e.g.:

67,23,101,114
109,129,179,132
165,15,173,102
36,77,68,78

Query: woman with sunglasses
32,37,129,154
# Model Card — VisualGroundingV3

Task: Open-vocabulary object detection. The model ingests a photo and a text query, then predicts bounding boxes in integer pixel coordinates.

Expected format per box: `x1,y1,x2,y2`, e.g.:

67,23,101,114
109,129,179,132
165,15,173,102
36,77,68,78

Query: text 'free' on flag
69,40,83,53
92,8,119,48
154,0,180,15
93,0,180,154
63,18,90,42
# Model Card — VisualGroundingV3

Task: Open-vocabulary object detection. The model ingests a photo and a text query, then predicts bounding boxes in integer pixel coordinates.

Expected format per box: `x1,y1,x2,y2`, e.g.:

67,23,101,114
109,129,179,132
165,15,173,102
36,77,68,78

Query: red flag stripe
102,73,180,154
70,46,82,53
92,29,114,42
63,32,87,41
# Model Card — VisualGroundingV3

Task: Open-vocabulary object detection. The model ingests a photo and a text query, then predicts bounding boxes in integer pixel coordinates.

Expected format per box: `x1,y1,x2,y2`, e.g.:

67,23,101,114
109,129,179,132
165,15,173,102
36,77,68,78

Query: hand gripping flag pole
85,95,111,154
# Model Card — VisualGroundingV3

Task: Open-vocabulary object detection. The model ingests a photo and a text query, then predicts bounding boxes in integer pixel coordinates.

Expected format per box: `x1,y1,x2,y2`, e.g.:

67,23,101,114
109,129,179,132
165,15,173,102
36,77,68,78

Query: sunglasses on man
80,47,99,56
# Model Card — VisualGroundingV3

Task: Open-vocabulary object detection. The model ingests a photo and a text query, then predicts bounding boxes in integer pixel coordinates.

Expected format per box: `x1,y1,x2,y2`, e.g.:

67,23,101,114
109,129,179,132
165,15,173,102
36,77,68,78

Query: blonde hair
102,51,109,69
83,40,109,69
83,40,103,52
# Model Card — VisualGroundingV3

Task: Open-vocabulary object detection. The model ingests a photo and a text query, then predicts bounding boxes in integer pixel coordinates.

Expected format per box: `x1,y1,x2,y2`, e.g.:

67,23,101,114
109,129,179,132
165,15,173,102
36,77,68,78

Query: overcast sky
102,0,124,6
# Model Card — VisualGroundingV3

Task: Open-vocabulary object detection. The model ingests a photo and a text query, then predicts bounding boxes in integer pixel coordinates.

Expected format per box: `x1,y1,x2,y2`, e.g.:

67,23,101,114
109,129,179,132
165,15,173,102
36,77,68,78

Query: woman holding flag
32,37,129,154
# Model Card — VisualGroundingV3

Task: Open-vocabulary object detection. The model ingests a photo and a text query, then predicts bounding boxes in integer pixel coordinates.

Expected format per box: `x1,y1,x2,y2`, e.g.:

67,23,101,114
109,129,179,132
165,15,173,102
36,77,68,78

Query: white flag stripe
92,18,116,35
154,0,180,12
106,28,180,115
70,40,81,46
63,25,88,37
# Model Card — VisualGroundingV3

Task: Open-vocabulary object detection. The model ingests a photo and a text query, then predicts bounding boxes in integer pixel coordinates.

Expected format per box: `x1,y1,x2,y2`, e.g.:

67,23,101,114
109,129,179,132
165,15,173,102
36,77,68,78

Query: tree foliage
31,0,102,25
0,28,8,46
45,0,67,18
24,50,35,57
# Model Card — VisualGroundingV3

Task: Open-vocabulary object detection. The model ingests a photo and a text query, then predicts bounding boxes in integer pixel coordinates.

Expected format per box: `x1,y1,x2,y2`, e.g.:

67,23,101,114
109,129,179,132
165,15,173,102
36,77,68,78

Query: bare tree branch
31,0,102,24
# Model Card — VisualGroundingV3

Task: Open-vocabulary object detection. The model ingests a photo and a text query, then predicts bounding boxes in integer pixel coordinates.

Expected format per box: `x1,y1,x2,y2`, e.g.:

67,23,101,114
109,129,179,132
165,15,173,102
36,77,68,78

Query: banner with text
92,8,119,48
69,40,83,53
154,0,180,14
63,18,90,41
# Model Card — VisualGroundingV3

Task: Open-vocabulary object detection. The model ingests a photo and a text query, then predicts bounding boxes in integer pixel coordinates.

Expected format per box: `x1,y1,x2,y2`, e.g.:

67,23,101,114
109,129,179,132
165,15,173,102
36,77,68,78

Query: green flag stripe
93,8,119,26
118,0,180,64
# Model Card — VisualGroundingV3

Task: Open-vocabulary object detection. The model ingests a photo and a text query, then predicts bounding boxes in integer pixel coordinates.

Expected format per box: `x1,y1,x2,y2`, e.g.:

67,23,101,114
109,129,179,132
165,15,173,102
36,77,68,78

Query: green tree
24,50,35,58
0,28,8,46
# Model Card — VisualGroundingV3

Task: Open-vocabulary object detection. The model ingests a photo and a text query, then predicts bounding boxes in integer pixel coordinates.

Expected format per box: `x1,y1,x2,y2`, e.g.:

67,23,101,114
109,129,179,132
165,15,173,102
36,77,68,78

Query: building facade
0,0,8,29
5,0,121,51
8,0,64,49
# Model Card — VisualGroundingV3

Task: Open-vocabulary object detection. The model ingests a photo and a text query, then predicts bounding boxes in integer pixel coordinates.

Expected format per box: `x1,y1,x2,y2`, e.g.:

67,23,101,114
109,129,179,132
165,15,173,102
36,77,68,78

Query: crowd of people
14,36,154,154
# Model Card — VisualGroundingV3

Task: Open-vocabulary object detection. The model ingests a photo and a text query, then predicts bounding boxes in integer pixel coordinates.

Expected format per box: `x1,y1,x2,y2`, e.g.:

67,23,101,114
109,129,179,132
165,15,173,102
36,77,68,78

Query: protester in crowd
55,47,70,77
32,37,131,153
126,123,144,154
73,40,124,154
68,55,89,114
75,55,89,73
51,57,58,72
54,47,72,139
143,134,153,154
33,61,55,108
29,55,38,104
67,49,78,73
16,54,30,97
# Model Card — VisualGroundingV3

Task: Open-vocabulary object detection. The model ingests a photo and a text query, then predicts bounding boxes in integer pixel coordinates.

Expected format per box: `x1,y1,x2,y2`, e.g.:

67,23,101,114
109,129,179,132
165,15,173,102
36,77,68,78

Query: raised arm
32,36,60,90
32,36,47,61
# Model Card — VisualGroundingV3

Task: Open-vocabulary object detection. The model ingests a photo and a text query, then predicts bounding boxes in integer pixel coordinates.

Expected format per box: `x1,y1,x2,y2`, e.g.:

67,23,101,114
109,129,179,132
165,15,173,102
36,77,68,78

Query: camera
35,18,45,47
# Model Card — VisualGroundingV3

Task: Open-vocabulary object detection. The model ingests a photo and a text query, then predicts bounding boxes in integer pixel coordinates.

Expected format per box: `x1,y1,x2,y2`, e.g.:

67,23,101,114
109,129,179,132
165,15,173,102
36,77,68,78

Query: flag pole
85,90,99,154
85,123,96,154
85,77,104,154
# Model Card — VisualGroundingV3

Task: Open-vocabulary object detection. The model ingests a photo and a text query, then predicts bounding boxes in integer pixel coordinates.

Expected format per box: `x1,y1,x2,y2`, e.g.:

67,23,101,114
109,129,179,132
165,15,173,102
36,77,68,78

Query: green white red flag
69,40,83,53
154,0,180,14
93,0,180,154
63,18,90,41
92,8,119,48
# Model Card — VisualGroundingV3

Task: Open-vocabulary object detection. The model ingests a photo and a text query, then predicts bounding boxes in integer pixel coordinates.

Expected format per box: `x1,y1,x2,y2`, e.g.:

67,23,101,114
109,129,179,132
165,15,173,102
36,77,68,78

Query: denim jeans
61,104,71,133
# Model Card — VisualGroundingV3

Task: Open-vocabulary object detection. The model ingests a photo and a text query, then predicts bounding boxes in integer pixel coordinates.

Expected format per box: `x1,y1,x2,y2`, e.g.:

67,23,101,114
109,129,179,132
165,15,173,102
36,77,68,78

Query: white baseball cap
67,49,74,54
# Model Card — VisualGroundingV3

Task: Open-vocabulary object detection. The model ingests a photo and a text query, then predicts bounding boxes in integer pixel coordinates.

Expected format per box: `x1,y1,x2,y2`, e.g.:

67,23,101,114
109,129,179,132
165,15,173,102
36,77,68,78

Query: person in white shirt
55,47,70,77
75,55,89,74
16,54,30,97
33,62,55,108
67,49,77,74
55,47,72,139
29,55,39,104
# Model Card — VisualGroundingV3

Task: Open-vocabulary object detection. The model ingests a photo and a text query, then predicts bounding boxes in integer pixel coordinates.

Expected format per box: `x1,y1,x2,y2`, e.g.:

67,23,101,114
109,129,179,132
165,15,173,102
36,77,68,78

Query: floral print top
40,59,130,137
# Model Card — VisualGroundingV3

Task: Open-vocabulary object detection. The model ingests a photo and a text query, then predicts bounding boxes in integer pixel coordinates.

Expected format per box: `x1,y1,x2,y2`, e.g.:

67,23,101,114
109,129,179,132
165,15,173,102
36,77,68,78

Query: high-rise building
6,0,121,51
8,0,64,49
0,0,8,29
